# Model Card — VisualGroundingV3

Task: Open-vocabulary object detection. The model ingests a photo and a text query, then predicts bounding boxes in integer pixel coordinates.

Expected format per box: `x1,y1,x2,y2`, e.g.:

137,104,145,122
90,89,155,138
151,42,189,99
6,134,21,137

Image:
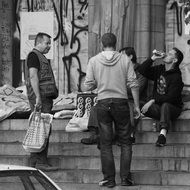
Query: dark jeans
144,102,182,131
96,98,132,181
29,97,53,166
88,105,99,133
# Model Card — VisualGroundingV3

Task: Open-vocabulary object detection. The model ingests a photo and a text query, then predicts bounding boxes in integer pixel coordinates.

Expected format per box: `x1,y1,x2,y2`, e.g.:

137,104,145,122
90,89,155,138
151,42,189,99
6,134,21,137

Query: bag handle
34,104,42,114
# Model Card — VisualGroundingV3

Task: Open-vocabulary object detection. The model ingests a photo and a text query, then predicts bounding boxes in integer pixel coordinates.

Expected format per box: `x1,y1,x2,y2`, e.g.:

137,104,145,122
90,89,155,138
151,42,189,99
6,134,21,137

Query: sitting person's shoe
121,178,134,186
81,134,99,145
35,163,59,171
129,136,136,144
156,134,166,147
99,179,116,188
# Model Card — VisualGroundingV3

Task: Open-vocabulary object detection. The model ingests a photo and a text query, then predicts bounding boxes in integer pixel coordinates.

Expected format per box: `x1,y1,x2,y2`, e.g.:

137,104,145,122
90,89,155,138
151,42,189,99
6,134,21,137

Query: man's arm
84,60,97,91
137,56,164,81
131,87,140,109
126,60,140,115
29,68,41,106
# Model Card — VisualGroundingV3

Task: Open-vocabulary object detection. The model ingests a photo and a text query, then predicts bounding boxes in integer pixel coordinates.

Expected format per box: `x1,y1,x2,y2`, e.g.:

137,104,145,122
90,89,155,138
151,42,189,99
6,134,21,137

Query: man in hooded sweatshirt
84,33,140,188
138,47,184,147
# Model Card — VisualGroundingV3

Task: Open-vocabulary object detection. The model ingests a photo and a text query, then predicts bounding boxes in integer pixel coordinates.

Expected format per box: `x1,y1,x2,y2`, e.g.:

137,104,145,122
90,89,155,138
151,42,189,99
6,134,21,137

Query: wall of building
4,0,88,94
166,0,190,95
0,0,14,86
134,0,166,63
2,0,182,97
88,0,167,63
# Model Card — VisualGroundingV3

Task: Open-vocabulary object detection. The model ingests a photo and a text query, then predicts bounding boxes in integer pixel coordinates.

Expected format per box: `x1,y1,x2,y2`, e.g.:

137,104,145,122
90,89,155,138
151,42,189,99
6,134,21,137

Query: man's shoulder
88,53,102,64
171,71,183,82
28,51,38,59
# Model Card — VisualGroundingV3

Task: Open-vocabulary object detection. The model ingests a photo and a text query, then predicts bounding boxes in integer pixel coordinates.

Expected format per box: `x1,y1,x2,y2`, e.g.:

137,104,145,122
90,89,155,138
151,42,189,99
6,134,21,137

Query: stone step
1,130,190,144
1,142,190,158
50,156,190,172
138,118,190,132
43,170,190,186
58,183,190,190
1,118,190,132
0,130,90,143
0,119,68,131
1,155,189,172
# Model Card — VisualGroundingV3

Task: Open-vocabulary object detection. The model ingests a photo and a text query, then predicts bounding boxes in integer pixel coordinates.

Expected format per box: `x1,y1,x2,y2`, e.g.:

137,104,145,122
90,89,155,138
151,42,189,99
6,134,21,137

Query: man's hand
141,99,155,114
134,106,141,119
151,54,165,61
35,96,42,110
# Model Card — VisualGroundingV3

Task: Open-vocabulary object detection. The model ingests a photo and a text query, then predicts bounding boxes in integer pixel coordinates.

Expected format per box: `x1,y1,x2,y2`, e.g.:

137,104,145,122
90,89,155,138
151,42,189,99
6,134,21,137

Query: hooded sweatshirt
84,51,139,100
137,58,184,107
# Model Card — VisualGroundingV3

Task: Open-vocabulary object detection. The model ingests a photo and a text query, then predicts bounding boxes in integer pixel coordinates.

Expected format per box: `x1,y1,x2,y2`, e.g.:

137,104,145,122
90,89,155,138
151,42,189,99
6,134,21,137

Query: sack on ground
65,110,89,132
22,109,53,153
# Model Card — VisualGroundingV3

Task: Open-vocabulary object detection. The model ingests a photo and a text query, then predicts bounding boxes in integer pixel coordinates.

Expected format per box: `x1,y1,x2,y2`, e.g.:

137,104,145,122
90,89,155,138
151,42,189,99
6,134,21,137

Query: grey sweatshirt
84,51,139,100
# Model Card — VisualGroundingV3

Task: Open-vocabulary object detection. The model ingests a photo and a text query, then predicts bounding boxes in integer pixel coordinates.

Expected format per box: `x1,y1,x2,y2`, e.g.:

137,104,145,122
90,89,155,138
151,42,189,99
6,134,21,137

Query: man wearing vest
25,32,58,171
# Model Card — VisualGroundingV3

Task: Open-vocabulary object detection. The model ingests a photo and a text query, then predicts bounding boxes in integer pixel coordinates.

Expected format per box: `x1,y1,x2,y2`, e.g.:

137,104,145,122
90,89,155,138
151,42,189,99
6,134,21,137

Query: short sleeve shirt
27,52,40,70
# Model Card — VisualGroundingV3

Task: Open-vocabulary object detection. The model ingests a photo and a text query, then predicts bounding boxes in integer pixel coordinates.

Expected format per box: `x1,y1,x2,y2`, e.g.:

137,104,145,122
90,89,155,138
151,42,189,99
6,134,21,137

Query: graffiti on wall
15,0,88,93
168,0,190,93
170,1,183,36
52,0,88,93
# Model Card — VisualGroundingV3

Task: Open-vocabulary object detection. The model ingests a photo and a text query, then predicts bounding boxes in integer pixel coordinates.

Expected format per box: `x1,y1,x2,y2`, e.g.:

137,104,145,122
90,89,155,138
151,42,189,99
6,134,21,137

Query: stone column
135,0,166,63
0,0,13,85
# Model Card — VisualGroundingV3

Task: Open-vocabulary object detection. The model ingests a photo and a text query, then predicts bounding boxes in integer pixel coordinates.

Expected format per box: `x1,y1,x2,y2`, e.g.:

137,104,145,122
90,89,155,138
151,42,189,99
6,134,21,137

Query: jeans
29,97,53,166
88,105,99,133
96,98,132,181
144,102,182,131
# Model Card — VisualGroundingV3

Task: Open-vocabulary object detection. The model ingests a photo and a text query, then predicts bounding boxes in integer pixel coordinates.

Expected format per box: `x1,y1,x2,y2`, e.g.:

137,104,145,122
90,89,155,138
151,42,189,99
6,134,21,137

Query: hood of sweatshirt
96,51,122,66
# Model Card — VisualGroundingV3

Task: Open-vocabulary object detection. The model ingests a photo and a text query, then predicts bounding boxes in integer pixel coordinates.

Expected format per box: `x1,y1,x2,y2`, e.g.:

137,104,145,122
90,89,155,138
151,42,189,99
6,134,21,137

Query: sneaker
121,178,134,186
35,163,59,171
99,179,116,188
156,134,166,147
81,134,99,145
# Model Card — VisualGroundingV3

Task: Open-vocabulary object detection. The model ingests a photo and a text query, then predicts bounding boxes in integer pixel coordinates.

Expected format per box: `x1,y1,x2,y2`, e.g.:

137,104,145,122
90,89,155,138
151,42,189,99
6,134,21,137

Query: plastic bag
22,108,53,153
65,110,89,132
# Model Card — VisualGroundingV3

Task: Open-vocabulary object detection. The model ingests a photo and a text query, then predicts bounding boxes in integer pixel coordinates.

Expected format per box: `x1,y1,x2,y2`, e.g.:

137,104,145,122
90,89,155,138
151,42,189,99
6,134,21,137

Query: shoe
116,141,121,146
121,178,133,186
99,179,116,188
35,163,59,171
97,141,100,150
156,134,166,147
129,136,136,144
81,134,99,145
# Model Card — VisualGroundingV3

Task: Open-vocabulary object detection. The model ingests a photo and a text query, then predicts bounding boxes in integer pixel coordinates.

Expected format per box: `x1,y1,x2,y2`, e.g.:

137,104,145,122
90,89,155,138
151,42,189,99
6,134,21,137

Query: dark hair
173,47,183,67
119,47,137,63
34,32,51,46
101,33,117,48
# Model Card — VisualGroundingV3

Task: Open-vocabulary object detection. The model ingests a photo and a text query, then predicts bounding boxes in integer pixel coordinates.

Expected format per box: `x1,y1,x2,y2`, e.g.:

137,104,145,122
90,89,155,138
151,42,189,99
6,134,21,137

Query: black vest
25,49,58,99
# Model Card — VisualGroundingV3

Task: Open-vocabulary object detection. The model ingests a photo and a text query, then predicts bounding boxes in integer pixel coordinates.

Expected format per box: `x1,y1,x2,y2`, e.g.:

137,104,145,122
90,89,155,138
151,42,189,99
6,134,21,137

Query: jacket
84,51,139,100
138,58,183,107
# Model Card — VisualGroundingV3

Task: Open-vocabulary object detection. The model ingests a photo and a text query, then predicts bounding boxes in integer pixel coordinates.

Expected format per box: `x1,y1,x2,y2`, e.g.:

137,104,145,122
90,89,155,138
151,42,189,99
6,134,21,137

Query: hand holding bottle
151,49,165,61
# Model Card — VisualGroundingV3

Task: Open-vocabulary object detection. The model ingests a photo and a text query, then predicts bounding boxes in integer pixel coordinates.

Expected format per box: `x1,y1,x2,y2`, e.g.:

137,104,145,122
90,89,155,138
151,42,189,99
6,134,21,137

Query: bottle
152,49,165,57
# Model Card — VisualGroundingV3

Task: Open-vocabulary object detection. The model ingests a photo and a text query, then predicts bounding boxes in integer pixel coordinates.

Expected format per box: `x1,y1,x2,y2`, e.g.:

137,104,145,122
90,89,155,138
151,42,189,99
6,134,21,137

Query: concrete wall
135,0,166,63
0,0,13,85
166,0,190,94
88,0,166,63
